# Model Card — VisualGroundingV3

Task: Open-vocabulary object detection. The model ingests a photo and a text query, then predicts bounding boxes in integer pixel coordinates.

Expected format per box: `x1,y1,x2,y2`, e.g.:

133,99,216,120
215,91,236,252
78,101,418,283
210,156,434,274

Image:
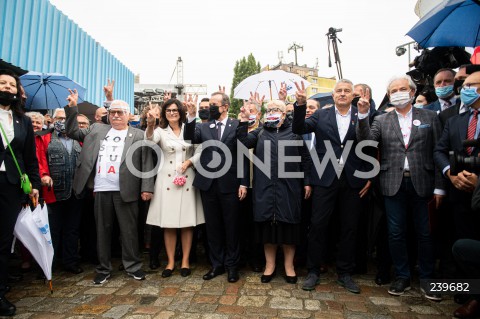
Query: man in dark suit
434,71,480,244
425,68,460,113
357,75,445,301
184,92,248,283
292,79,371,294
65,92,154,285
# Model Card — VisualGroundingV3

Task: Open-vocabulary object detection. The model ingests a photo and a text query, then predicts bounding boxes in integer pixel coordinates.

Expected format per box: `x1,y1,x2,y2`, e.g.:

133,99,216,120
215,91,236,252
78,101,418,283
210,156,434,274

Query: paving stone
133,306,162,314
311,291,335,301
102,305,132,319
268,288,291,297
241,288,268,296
192,295,219,304
369,297,403,307
165,292,194,311
216,305,244,315
345,302,369,312
219,295,237,305
153,311,175,319
123,315,151,319
279,309,311,318
186,303,217,313
72,304,111,315
236,295,267,307
409,305,441,315
200,314,229,319
133,286,160,295
153,297,173,307
28,314,66,319
305,299,321,311
269,296,303,310
344,313,372,319
15,297,45,307
84,288,118,295
243,306,278,317
112,295,141,305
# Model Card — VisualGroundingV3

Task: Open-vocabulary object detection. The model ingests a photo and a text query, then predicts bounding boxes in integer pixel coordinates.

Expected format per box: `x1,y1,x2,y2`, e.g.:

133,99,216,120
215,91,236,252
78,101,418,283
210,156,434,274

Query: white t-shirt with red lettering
94,128,128,192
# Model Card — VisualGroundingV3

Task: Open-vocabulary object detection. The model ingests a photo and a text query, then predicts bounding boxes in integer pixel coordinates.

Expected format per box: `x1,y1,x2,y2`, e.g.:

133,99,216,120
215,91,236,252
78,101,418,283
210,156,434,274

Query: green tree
230,53,261,117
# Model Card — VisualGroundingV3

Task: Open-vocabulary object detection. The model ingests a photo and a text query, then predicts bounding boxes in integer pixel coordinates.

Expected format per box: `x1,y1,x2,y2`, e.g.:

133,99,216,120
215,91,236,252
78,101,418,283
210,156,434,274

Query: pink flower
173,175,187,186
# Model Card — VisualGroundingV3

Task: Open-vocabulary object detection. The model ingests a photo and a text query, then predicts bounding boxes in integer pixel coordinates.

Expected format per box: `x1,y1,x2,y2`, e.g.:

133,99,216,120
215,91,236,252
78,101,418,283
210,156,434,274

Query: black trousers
200,180,240,269
0,172,24,297
307,174,362,275
49,195,83,267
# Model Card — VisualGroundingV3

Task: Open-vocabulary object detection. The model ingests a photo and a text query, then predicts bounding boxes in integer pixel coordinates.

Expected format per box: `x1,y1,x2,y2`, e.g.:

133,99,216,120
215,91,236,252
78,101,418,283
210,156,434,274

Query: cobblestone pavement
6,258,459,319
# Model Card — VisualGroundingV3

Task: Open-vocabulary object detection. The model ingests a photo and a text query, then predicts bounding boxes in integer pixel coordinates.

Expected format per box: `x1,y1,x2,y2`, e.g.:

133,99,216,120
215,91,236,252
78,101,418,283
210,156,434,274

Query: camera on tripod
449,138,480,175
328,27,342,34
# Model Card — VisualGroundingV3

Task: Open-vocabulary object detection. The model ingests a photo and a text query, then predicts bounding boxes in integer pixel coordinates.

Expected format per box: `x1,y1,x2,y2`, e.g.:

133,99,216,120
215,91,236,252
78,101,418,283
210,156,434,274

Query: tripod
326,27,343,80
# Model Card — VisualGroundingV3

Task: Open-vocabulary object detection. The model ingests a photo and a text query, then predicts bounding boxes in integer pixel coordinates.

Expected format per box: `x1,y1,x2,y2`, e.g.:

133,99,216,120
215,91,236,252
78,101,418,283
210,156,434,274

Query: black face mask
101,114,109,125
198,108,210,120
351,96,360,107
209,105,222,120
0,91,18,106
286,111,293,121
454,79,464,95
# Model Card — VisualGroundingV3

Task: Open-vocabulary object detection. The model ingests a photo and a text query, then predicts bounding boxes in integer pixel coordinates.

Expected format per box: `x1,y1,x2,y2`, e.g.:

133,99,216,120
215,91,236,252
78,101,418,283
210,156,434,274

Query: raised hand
163,91,172,101
218,85,226,94
239,101,250,122
357,87,371,114
184,94,198,117
278,82,287,101
146,109,156,127
294,81,306,106
67,89,79,107
249,91,265,107
103,79,115,101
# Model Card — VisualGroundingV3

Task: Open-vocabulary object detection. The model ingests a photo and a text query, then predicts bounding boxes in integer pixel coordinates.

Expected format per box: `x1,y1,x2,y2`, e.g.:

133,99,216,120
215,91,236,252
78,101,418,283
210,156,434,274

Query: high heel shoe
285,275,298,284
260,270,276,283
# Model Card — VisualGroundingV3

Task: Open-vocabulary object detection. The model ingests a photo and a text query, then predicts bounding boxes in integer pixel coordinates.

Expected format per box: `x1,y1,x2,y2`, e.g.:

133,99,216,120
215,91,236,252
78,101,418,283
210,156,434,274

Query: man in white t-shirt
64,91,154,285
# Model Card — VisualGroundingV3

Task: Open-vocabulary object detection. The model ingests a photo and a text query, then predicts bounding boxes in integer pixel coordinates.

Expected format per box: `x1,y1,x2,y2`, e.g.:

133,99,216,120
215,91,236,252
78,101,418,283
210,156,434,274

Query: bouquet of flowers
173,173,187,186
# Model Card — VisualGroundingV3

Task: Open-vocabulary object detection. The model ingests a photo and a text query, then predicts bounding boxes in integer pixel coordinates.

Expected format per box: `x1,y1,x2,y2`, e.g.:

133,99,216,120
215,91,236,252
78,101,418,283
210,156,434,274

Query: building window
312,88,318,93
312,78,317,84
309,70,314,75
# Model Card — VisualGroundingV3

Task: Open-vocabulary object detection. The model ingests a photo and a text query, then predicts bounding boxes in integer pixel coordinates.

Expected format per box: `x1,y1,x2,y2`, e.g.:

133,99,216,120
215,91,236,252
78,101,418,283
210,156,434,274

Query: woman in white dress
145,99,204,277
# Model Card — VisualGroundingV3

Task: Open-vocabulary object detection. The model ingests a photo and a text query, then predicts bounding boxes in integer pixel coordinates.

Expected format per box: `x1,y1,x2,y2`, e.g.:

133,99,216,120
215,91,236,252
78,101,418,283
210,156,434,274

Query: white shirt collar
215,117,228,126
395,107,413,118
334,105,351,117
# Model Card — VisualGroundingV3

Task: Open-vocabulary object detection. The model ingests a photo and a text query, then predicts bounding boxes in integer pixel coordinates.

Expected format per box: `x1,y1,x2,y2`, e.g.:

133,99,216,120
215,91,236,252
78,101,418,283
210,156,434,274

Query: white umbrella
233,70,311,101
14,204,54,292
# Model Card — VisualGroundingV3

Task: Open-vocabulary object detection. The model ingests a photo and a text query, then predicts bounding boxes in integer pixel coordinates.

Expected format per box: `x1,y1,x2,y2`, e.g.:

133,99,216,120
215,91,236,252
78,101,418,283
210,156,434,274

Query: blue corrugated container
0,0,134,111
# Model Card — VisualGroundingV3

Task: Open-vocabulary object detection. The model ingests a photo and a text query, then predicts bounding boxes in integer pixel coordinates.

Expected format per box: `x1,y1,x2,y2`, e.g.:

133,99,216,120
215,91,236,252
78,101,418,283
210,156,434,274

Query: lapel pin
413,119,421,127
129,133,133,137
16,120,19,123
209,123,215,128
229,124,232,127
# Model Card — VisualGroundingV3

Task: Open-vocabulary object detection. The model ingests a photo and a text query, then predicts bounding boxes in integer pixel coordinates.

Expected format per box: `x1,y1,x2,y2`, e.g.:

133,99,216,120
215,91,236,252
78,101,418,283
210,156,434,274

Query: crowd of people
0,65,480,318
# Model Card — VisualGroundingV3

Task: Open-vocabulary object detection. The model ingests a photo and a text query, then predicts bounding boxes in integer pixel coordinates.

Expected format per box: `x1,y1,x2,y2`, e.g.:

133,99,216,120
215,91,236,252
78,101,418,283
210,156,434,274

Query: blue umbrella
407,0,480,48
20,72,86,110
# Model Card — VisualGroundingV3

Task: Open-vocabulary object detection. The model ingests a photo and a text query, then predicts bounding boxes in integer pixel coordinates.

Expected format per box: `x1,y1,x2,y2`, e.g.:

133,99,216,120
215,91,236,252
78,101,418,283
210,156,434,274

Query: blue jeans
384,177,434,280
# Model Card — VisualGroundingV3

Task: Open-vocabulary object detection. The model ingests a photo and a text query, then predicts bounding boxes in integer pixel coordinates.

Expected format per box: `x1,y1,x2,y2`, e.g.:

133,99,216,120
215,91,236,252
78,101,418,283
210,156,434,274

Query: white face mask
390,91,412,108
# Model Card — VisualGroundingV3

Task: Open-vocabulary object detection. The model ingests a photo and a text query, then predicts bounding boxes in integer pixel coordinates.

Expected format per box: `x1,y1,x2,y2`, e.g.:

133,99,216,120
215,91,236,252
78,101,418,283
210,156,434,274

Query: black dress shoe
285,275,298,284
161,268,175,278
0,297,16,317
375,274,391,286
260,270,276,283
227,268,239,283
180,268,191,277
7,273,22,283
149,259,160,270
203,267,225,280
454,299,480,318
251,264,264,273
64,264,84,274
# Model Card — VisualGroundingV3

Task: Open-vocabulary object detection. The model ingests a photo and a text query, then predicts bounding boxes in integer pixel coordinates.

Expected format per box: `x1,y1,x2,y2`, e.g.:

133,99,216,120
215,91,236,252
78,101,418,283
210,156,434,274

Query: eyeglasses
109,110,126,116
462,82,480,89
165,109,179,114
266,108,282,114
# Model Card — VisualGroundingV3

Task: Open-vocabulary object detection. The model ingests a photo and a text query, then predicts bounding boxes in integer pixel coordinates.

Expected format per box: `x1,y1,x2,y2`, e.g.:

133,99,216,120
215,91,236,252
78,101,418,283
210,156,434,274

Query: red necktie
467,110,478,155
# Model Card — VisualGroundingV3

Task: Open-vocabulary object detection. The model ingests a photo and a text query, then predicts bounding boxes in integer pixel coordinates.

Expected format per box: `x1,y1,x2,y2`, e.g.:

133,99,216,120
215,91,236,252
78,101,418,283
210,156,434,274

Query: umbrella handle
268,80,272,101
49,280,53,294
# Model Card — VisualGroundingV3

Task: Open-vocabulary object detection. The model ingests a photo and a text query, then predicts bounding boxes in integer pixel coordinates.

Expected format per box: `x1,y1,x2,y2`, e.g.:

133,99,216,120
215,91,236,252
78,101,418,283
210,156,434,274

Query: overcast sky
49,0,423,104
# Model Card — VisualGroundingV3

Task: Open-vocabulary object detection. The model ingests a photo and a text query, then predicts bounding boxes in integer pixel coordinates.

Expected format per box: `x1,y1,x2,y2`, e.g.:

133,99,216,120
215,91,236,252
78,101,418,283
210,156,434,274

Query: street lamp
395,41,416,69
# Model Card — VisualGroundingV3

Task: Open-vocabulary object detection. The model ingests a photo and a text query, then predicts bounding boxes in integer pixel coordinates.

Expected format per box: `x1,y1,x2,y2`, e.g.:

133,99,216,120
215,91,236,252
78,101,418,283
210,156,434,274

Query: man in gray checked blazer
356,75,445,301
64,90,154,285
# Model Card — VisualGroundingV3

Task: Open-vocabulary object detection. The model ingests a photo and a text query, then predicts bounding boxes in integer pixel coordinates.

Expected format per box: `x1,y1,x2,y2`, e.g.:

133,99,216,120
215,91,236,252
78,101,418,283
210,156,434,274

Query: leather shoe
0,297,16,316
285,275,298,284
260,270,276,283
203,267,225,280
375,274,391,286
64,264,84,274
149,258,160,270
454,299,480,318
161,268,175,278
227,268,239,283
180,268,191,277
7,273,22,283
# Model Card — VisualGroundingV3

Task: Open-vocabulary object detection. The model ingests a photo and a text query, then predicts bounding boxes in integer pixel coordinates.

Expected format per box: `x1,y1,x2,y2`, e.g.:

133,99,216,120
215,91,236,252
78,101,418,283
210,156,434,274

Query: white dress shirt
335,106,352,166
0,108,14,172
395,108,413,171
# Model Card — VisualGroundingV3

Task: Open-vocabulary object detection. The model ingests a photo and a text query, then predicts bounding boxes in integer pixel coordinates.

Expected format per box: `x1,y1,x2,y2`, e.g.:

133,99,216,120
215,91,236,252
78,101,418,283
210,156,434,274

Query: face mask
454,80,464,95
54,120,66,133
198,108,210,120
413,103,424,109
209,105,222,120
101,114,109,124
390,91,412,108
435,85,454,99
460,86,480,107
351,96,360,107
248,115,257,127
0,91,18,106
264,113,282,128
286,111,293,121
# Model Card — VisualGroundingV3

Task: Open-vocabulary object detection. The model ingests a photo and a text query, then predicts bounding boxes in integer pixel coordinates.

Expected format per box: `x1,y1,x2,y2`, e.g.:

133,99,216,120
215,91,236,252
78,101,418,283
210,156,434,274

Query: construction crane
174,57,207,99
